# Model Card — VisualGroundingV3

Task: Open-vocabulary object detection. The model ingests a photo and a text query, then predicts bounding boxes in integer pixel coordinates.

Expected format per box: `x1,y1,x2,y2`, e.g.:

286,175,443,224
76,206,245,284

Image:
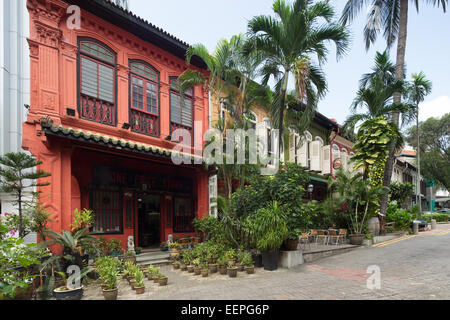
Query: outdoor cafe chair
299,232,311,251
330,229,347,245
316,230,329,245
328,229,339,245
309,229,318,243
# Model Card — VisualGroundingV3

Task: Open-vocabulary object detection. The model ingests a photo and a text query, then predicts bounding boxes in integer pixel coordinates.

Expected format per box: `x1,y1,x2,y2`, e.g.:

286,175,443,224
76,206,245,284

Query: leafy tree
0,152,51,238
248,0,349,158
389,182,414,209
341,0,448,223
407,113,450,190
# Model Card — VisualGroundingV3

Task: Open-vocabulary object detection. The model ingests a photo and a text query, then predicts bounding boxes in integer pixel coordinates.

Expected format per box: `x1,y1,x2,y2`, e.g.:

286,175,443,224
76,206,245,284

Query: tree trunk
379,0,408,232
278,73,289,160
416,106,422,216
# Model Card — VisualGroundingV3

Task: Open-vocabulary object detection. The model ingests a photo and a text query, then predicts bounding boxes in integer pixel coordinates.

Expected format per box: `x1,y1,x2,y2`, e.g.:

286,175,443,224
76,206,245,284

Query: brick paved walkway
82,224,450,300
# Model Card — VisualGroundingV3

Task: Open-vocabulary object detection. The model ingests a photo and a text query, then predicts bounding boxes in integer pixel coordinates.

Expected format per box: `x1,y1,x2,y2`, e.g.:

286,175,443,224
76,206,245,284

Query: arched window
129,60,160,136
244,110,258,129
170,77,193,145
78,38,116,126
305,131,313,141
315,136,324,145
332,144,340,151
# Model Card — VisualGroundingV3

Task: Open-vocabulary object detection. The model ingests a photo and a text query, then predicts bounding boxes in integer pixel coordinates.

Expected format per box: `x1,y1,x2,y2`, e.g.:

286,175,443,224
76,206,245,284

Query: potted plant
249,201,288,271
108,239,122,257
173,260,180,270
102,266,119,300
201,262,209,277
156,272,168,286
53,268,90,300
134,270,145,294
242,252,255,274
224,248,236,266
227,262,238,278
160,241,168,251
283,229,301,251
192,258,201,275
329,170,384,246
135,247,142,255
208,262,217,273
217,256,227,275
123,250,136,263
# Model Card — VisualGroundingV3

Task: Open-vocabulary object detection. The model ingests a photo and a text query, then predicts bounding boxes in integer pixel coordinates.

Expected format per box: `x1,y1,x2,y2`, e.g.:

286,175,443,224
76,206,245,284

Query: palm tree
343,52,414,135
247,0,349,158
341,0,448,228
406,72,432,213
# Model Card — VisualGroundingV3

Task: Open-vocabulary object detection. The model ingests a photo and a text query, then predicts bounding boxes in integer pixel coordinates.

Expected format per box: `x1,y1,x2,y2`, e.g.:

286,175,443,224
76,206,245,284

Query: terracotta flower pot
227,267,238,278
130,279,137,289
102,287,118,300
158,277,168,286
349,234,364,245
201,269,209,277
194,267,201,275
135,286,145,294
187,265,194,273
180,264,187,271
236,263,244,272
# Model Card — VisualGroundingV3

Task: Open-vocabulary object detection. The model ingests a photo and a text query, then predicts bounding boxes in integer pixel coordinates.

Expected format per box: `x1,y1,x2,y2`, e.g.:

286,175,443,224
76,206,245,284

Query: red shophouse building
22,0,211,250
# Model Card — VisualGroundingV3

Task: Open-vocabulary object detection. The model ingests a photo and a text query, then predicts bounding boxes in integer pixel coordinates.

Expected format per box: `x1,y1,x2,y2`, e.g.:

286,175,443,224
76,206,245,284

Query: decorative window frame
128,59,161,137
77,37,117,126
169,77,194,145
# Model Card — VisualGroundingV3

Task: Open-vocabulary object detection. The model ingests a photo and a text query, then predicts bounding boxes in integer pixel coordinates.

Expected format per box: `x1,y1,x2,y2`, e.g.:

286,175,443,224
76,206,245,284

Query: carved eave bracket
34,20,63,48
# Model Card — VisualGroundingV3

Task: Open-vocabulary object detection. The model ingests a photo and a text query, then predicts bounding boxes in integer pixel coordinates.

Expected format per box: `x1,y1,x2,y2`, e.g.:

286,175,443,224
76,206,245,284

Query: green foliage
247,201,288,251
389,182,414,208
134,270,145,287
71,208,94,232
407,113,450,190
107,239,121,253
386,201,413,230
0,223,45,299
0,152,51,238
423,213,449,223
95,256,121,290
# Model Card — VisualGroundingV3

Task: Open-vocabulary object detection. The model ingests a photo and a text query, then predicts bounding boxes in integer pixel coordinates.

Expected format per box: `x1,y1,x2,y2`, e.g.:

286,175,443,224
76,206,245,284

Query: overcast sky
130,0,450,126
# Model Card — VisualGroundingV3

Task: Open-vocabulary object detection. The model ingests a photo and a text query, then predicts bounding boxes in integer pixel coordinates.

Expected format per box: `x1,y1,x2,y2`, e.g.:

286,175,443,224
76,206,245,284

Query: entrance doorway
137,194,161,249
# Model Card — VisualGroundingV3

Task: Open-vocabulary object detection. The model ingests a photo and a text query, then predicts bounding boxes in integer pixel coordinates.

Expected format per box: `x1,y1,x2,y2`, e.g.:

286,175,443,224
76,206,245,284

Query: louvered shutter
297,138,308,167
98,64,114,103
310,140,322,171
81,57,98,98
182,98,192,127
289,132,296,163
331,145,341,169
170,92,182,124
322,145,331,174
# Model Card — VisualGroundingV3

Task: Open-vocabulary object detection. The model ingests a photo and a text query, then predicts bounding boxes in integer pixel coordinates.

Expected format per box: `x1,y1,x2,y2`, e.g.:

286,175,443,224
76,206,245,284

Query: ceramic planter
54,286,83,300
135,286,145,294
102,287,118,300
227,267,238,278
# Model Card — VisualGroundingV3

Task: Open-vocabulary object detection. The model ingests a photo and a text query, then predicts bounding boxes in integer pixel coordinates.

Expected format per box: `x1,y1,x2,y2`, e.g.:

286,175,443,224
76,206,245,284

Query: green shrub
386,201,412,230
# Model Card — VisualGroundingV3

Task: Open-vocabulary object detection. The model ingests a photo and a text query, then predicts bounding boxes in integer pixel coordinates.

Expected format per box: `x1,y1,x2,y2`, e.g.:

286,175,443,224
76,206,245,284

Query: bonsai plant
248,201,288,271
134,270,145,294
53,267,91,300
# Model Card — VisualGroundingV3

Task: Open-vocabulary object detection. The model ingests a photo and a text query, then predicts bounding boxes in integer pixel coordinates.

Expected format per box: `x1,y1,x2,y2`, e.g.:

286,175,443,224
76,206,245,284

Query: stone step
136,251,170,266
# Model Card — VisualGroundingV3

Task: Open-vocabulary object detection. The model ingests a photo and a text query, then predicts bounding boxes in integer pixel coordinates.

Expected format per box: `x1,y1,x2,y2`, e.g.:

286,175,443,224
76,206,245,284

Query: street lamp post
308,183,314,201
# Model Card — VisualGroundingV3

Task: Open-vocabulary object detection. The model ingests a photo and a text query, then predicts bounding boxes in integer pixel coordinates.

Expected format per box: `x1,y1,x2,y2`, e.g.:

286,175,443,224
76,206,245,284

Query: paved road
83,224,450,300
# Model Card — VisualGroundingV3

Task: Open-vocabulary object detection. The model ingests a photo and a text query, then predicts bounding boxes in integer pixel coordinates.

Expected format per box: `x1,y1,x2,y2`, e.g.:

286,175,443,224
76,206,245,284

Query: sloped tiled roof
40,121,204,164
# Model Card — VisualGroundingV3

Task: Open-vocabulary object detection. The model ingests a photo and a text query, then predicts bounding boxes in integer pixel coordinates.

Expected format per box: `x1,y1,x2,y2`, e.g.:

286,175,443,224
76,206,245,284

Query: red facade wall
22,0,210,250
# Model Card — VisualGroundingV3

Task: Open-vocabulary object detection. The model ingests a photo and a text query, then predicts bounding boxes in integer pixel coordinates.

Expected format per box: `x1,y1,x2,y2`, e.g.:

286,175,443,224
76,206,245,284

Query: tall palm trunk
416,107,422,215
278,73,289,159
379,0,408,231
